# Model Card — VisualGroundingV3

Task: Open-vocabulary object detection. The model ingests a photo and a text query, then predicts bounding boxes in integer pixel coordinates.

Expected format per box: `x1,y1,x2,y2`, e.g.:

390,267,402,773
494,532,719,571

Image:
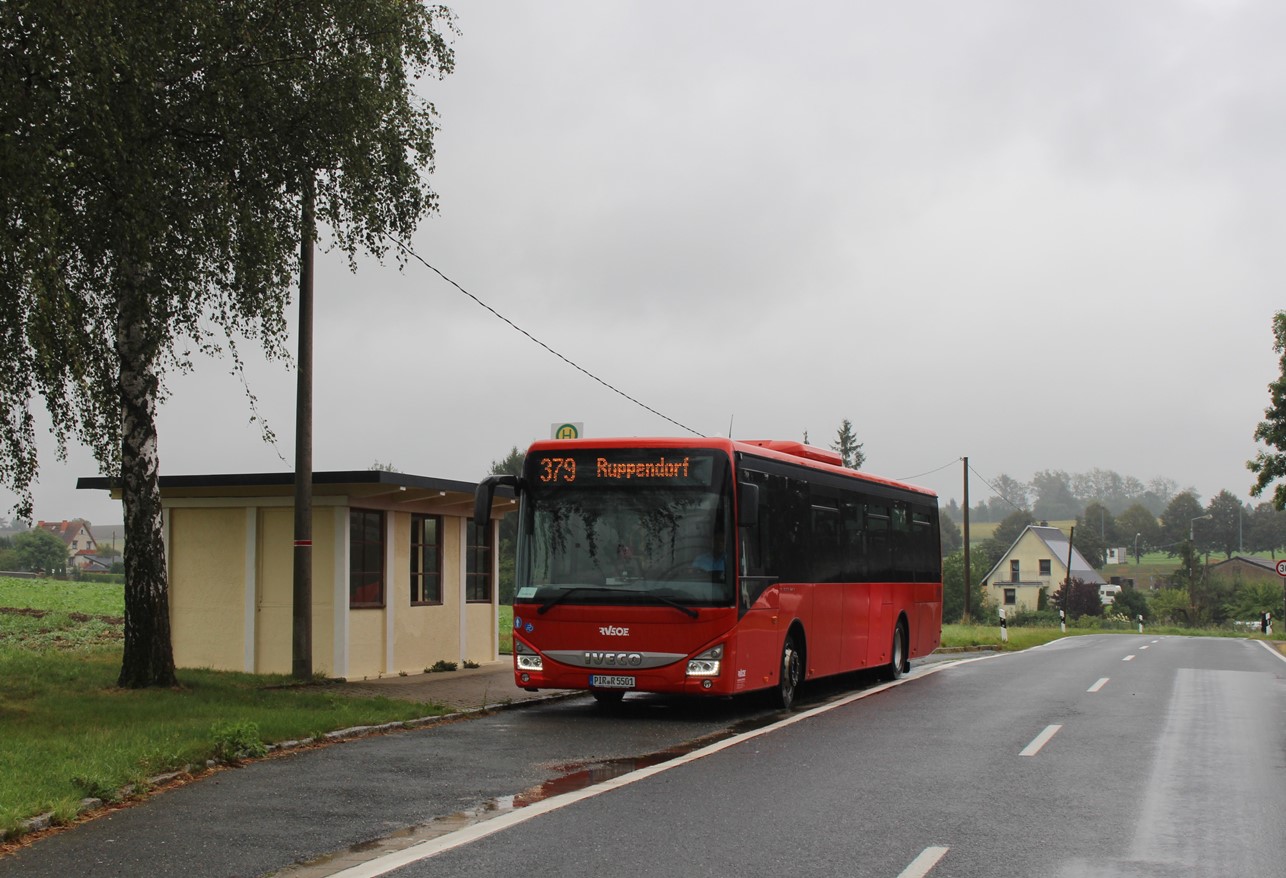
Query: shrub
211,721,267,763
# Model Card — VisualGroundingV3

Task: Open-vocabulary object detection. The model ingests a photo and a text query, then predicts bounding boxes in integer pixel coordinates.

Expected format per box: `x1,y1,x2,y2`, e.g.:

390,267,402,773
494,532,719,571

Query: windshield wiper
537,586,619,614
645,593,700,619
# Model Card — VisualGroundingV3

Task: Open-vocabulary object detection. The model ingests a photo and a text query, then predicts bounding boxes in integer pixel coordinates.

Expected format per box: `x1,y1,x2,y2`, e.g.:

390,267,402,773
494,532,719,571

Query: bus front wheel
886,624,906,681
776,632,802,710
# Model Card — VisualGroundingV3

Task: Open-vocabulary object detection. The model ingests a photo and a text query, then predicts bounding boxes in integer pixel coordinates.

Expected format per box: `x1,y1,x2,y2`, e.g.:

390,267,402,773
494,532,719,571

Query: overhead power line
391,238,705,438
898,457,963,483
967,462,1029,516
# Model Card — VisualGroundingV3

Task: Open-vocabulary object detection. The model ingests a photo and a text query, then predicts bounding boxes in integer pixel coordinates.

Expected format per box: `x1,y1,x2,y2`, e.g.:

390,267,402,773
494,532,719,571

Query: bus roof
524,436,936,500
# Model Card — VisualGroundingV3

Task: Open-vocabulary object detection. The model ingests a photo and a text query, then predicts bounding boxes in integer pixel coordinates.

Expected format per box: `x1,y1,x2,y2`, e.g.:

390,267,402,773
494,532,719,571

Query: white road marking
1088,677,1109,693
324,655,996,878
1255,640,1286,664
1123,654,1136,661
896,846,950,878
1139,645,1150,650
1020,724,1063,756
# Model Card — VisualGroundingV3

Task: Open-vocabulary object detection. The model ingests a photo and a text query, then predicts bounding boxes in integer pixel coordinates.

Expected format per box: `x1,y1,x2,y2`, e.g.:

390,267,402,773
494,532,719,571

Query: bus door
735,471,781,692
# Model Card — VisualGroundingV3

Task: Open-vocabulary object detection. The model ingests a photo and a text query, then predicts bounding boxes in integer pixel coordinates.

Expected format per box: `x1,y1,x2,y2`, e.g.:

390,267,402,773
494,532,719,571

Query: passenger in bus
692,531,727,574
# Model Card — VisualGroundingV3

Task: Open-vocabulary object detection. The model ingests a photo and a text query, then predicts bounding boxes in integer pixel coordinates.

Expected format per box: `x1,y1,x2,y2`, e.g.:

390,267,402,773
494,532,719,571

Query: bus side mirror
474,474,519,528
737,481,759,528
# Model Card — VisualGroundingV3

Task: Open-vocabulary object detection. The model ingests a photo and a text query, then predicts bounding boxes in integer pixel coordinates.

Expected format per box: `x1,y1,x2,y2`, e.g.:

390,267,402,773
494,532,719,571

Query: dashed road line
897,846,950,877
1088,677,1109,693
1020,724,1063,757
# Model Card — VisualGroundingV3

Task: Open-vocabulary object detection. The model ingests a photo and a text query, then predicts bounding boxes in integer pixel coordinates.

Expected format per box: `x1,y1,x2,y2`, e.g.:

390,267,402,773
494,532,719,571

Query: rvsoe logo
598,625,630,636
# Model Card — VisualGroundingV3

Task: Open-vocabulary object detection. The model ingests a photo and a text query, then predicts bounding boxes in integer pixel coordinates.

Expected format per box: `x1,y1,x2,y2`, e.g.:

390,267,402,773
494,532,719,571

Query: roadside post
1138,614,1143,634
999,606,1008,644
1059,609,1066,634
1276,559,1286,632
1263,612,1272,636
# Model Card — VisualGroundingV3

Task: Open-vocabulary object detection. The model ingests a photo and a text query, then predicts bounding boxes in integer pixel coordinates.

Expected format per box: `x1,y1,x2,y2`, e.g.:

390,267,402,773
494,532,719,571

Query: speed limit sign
1276,559,1286,577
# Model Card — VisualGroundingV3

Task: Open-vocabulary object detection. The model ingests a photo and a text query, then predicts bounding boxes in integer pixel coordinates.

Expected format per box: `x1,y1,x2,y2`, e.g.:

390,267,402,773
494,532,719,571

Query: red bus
475,437,942,709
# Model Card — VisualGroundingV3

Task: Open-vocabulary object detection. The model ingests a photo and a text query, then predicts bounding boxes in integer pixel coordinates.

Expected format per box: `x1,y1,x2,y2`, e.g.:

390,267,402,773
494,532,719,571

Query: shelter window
350,509,385,608
466,520,493,603
411,514,443,605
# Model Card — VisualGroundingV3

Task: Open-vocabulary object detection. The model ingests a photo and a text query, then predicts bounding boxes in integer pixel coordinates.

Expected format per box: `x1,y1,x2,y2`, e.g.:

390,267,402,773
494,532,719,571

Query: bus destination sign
533,451,714,486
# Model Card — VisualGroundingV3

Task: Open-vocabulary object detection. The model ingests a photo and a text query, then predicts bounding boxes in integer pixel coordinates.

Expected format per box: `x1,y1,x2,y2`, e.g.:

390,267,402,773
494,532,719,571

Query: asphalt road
4,637,1284,878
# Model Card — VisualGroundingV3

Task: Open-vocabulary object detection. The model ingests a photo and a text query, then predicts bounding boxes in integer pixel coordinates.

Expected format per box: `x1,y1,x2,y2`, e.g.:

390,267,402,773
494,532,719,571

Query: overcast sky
9,0,1286,528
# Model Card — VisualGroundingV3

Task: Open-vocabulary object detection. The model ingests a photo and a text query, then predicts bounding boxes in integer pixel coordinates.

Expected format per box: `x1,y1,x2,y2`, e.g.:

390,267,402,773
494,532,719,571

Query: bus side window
866,503,891,581
840,498,865,581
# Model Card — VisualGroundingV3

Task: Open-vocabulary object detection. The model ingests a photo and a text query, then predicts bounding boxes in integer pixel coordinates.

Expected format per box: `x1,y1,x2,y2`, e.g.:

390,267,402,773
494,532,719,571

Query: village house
35,518,103,571
981,524,1106,614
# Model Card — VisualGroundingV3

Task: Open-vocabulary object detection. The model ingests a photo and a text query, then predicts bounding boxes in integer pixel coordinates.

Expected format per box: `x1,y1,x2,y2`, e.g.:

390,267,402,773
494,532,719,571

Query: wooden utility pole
962,456,971,622
292,179,315,680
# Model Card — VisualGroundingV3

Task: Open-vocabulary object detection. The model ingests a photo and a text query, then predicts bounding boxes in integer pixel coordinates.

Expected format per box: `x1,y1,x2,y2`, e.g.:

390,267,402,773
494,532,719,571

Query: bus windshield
515,447,734,609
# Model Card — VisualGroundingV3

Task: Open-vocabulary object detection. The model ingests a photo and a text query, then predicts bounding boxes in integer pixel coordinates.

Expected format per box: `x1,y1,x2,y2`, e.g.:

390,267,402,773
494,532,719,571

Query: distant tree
1050,577,1102,620
1249,311,1286,509
1140,477,1178,516
1031,470,1079,520
1116,504,1161,560
1160,492,1205,556
1073,469,1128,514
990,474,1029,512
1165,540,1231,626
941,550,988,624
1075,502,1119,569
0,2,456,687
1149,587,1191,626
987,509,1034,555
1247,503,1286,558
939,513,962,557
11,529,68,575
830,419,865,470
489,446,526,478
1110,587,1148,623
369,460,401,473
1205,490,1247,559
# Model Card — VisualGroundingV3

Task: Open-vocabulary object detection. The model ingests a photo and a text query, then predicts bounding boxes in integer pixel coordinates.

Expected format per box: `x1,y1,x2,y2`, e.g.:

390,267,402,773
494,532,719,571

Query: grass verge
0,645,452,840
0,577,462,842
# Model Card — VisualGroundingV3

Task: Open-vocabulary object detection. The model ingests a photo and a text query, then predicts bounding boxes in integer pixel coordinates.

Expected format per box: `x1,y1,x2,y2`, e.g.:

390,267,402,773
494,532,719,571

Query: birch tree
1,0,455,687
1250,311,1286,510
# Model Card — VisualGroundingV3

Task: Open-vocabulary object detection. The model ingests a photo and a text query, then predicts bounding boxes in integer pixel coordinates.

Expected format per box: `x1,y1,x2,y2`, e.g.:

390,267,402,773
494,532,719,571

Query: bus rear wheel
885,624,906,681
776,632,802,710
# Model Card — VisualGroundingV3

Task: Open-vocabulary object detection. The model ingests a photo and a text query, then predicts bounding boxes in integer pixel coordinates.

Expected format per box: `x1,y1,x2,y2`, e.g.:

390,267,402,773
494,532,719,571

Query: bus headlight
514,640,543,672
686,644,724,677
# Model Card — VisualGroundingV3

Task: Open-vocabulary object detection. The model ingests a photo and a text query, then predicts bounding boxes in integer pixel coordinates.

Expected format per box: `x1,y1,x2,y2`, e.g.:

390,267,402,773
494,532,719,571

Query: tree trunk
115,276,177,689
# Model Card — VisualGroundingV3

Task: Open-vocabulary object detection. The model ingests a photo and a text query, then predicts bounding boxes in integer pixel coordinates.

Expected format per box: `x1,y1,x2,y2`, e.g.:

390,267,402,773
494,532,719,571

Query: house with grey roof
981,525,1105,614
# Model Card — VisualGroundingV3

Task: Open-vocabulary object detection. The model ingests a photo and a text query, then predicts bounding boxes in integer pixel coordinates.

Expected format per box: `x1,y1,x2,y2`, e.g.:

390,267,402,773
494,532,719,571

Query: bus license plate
590,675,634,689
